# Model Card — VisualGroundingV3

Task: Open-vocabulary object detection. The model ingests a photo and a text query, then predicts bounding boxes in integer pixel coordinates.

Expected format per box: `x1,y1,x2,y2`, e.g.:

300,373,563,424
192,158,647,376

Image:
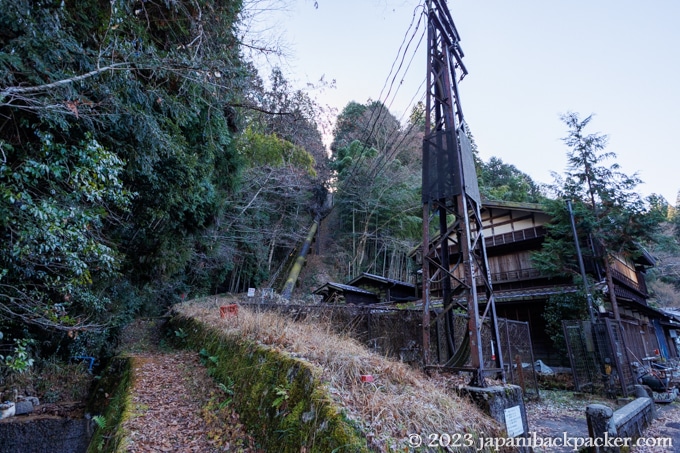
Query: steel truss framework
421,0,504,387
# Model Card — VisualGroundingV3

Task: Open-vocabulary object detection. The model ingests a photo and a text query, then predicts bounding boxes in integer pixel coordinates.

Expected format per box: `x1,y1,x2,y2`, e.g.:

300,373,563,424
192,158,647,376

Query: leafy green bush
1,338,35,375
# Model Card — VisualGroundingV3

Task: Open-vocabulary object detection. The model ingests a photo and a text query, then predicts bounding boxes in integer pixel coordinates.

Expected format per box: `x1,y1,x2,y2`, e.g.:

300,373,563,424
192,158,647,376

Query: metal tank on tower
420,0,504,387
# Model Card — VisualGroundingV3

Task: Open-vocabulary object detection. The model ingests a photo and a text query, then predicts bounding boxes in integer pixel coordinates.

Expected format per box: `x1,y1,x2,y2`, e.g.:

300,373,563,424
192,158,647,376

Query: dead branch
0,63,132,98
0,285,108,332
228,102,295,116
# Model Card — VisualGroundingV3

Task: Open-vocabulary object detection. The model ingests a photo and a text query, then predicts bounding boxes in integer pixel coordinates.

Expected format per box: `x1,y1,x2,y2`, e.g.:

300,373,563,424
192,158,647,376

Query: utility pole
421,0,503,387
566,200,596,324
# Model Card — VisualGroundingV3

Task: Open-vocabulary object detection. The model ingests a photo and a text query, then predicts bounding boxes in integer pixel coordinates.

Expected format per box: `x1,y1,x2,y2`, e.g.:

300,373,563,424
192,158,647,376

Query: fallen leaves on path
121,351,261,453
635,403,680,453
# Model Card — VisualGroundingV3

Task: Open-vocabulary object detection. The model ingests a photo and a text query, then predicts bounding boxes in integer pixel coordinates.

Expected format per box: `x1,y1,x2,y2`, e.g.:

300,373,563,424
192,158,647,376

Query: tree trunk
281,219,319,300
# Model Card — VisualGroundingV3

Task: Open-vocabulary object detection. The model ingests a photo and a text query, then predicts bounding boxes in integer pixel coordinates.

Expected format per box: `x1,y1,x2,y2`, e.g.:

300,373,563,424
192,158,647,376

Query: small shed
347,273,419,303
313,282,379,305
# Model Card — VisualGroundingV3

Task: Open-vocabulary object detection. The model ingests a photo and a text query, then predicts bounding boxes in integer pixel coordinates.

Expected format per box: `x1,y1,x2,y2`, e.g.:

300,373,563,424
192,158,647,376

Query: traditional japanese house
313,273,418,305
313,282,379,305
418,199,676,365
346,272,419,303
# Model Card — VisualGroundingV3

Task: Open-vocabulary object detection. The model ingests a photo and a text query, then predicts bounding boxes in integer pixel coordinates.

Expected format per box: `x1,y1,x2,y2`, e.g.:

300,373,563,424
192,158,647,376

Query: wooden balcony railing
429,267,545,292
484,226,546,248
490,268,543,283
611,268,648,297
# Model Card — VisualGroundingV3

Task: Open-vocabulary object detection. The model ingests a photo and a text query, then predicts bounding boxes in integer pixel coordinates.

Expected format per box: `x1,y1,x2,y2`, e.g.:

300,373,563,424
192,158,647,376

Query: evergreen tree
330,100,422,281
479,156,543,203
330,100,401,156
247,68,332,183
533,112,661,282
0,0,247,336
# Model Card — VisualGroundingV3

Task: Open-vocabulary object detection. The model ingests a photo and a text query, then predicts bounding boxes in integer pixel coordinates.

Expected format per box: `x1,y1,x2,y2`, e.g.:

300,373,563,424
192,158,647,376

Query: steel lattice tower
421,0,504,387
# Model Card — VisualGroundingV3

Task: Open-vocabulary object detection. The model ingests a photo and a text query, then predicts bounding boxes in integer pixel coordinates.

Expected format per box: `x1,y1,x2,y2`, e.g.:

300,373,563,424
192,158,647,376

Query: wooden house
313,273,418,305
346,272,419,303
313,282,379,305
420,199,678,365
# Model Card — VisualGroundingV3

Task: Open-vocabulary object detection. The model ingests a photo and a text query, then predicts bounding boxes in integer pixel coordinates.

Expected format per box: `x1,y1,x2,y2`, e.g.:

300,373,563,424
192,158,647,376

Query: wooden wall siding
487,251,543,283
389,287,419,301
356,284,416,302
358,284,384,301
428,205,557,296
431,227,549,295
429,265,478,294
607,254,652,298
488,252,524,275
430,252,541,292
481,207,551,238
620,318,660,361
344,292,380,305
611,254,639,282
612,268,647,297
439,226,546,261
435,206,551,258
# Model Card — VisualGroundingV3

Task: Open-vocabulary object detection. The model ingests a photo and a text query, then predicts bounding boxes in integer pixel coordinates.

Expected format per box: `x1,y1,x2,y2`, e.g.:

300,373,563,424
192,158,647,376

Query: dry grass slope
176,295,502,451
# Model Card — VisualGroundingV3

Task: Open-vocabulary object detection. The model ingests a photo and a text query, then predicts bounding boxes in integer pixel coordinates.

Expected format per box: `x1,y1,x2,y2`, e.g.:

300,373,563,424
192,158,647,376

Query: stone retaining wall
168,313,370,453
0,417,91,453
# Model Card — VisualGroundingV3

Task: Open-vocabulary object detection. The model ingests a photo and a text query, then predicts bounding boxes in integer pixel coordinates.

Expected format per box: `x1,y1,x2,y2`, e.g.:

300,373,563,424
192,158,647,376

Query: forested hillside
1,0,679,381
646,204,680,307
0,0,329,364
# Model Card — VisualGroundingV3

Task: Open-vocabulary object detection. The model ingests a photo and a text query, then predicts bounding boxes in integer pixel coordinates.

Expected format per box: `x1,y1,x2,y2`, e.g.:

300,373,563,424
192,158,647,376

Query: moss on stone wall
87,357,133,453
169,315,370,453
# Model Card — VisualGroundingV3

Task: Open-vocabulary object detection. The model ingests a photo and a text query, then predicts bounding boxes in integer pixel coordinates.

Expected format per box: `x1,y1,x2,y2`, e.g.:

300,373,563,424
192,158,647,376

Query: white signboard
504,405,524,437
247,288,256,297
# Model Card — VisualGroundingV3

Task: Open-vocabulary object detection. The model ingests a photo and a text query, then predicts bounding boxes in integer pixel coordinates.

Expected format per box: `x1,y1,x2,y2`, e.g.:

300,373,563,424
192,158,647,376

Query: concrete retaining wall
586,386,655,453
0,417,92,453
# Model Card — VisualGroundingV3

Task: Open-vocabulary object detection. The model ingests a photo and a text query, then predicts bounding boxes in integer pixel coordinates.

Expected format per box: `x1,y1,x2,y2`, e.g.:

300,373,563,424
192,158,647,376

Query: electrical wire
334,2,427,193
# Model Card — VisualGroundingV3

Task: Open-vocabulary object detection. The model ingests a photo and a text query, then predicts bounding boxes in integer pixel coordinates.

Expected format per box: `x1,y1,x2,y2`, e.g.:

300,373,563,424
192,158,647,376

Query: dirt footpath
116,320,261,452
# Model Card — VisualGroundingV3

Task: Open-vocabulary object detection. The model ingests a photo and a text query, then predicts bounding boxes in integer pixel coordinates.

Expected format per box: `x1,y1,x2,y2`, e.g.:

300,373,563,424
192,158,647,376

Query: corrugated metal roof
481,199,545,213
313,282,377,296
347,272,416,289
425,286,580,305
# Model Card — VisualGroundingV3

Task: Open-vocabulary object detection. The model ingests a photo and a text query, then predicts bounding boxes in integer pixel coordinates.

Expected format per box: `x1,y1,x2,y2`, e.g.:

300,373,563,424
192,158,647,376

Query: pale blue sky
251,0,680,204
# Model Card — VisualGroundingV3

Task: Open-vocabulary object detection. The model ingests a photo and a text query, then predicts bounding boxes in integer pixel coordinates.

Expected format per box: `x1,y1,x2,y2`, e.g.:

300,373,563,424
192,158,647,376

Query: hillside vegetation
1,0,680,421
172,295,503,451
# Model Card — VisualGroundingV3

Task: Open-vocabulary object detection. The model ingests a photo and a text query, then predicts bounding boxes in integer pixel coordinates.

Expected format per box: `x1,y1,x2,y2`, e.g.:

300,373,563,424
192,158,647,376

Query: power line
335,2,427,192
367,25,428,181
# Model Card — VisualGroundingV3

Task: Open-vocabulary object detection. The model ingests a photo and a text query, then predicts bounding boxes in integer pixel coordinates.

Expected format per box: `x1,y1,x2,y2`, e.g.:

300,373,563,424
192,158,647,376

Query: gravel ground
527,389,680,453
